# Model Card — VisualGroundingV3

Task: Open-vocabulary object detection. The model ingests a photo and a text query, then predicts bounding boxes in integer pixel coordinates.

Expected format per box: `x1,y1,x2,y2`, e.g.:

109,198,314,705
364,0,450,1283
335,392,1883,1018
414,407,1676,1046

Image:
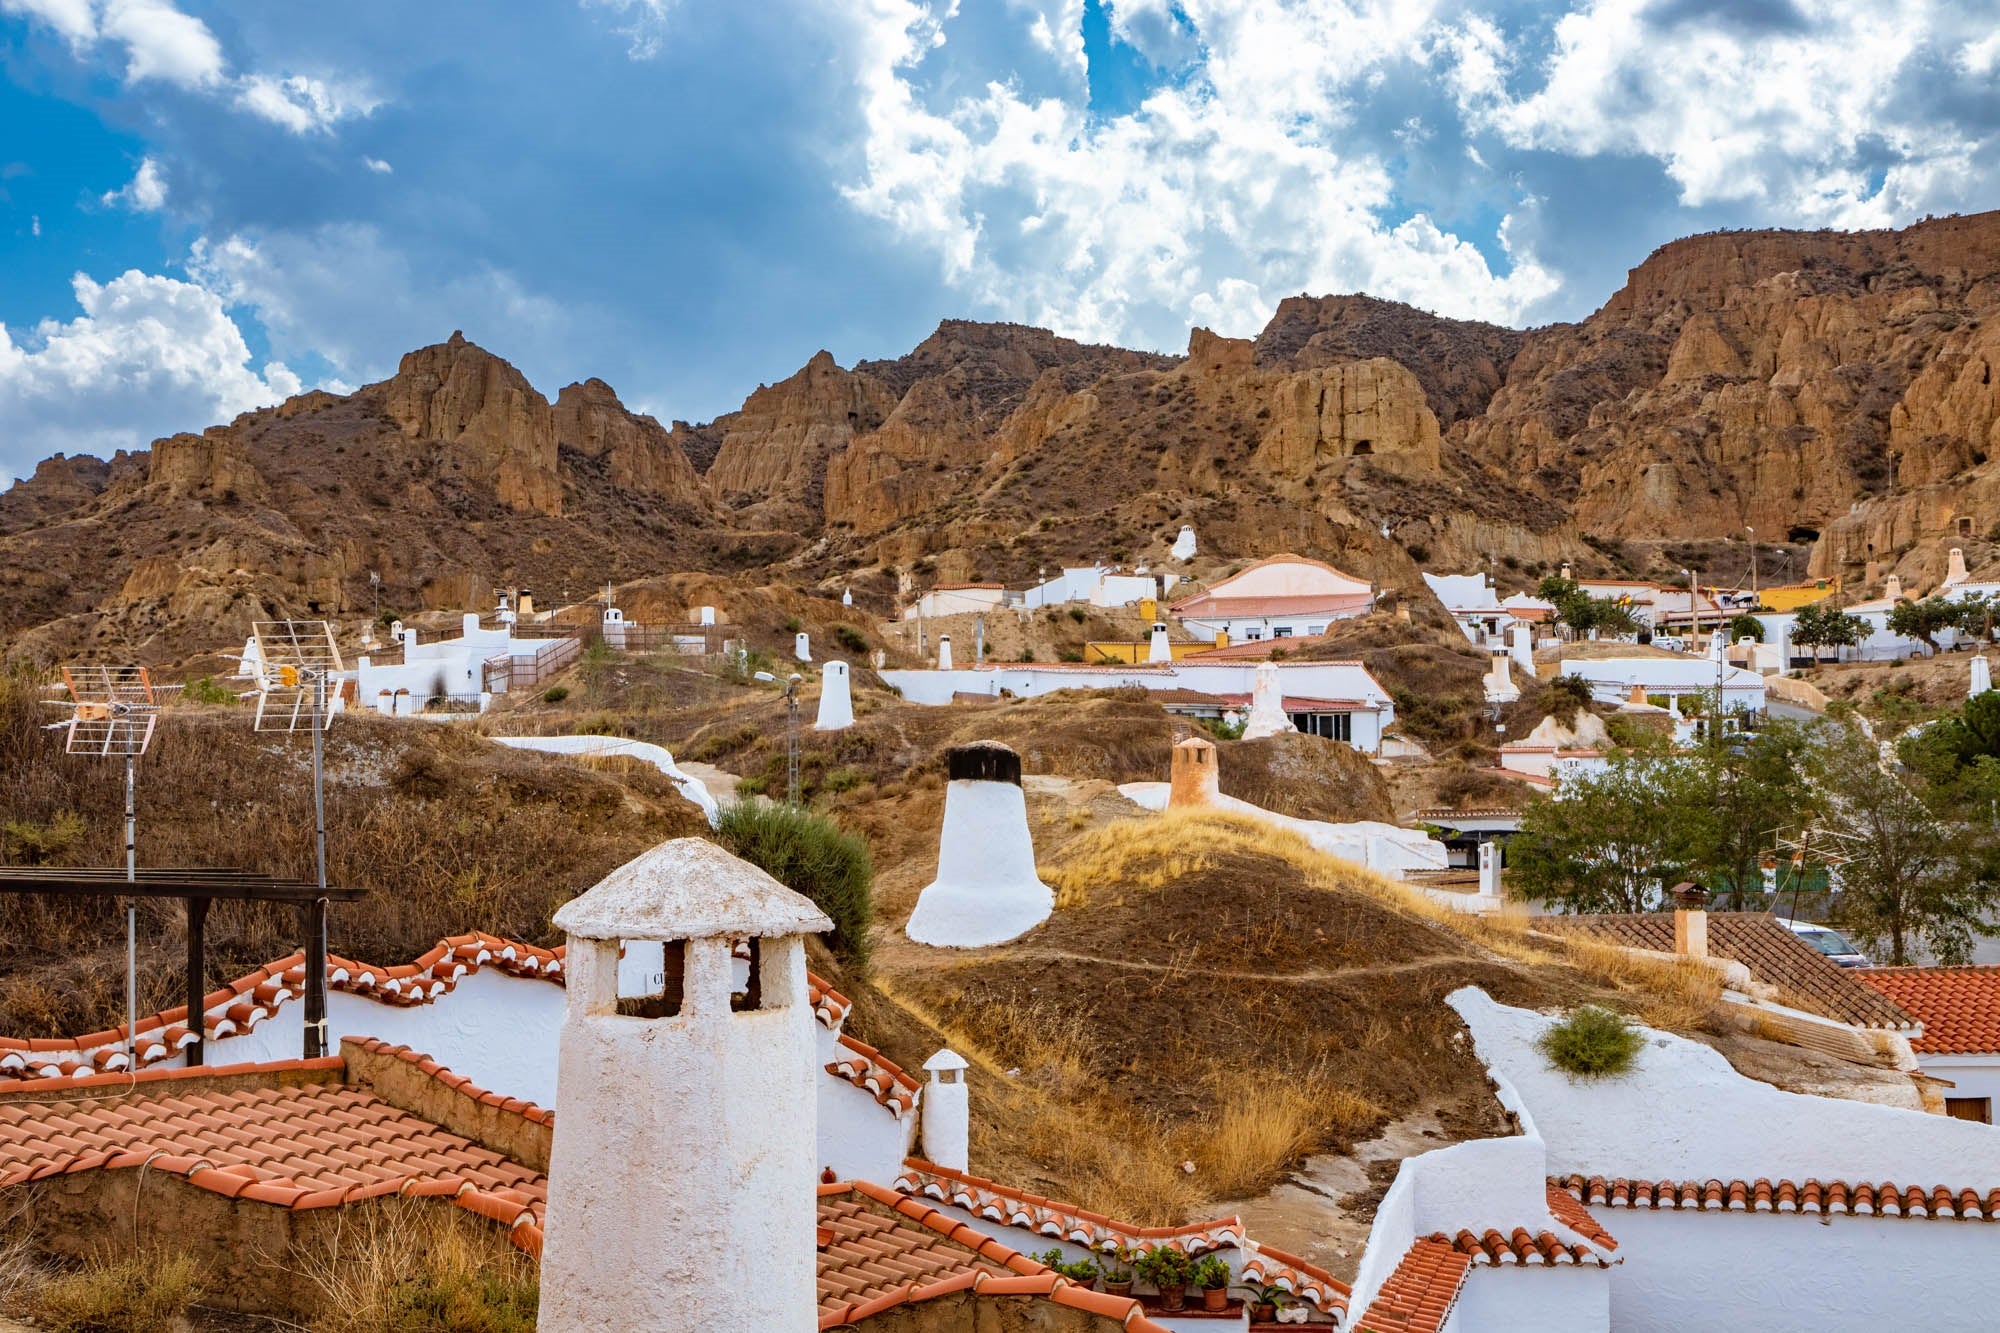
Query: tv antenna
43,665,162,1064
240,620,344,1058
1770,822,1861,924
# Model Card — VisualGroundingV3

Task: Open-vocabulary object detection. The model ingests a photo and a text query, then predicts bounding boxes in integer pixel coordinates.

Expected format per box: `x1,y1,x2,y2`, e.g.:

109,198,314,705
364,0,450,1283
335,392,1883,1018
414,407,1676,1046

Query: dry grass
1180,1069,1384,1198
1551,936,1724,1033
291,1200,538,1333
0,1245,204,1333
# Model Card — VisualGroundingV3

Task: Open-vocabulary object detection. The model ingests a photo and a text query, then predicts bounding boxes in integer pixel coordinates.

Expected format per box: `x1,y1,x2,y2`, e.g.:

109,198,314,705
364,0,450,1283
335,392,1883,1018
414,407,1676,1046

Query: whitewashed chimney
1948,547,1970,586
906,744,1052,948
842,588,854,606
920,1049,970,1172
937,635,953,671
1509,623,1534,676
1478,841,1501,899
816,661,854,731
698,605,717,627
1973,656,1992,700
540,839,831,1332
1171,525,1197,561
1242,661,1291,740
1147,621,1172,663
1885,574,1904,602
794,631,812,662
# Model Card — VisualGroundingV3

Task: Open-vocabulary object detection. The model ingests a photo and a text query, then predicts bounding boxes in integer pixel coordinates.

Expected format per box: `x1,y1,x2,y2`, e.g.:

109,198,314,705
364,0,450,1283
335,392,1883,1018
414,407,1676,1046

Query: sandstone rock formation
379,332,564,515
554,379,706,503
1256,357,1442,480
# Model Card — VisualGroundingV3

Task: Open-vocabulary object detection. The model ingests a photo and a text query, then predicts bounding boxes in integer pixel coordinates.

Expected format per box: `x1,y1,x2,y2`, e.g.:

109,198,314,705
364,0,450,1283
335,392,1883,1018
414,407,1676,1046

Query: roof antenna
43,665,162,1067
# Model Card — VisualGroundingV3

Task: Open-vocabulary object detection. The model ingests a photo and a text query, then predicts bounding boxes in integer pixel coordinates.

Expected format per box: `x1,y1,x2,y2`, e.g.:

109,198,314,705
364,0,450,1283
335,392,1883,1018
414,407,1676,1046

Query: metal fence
482,635,583,693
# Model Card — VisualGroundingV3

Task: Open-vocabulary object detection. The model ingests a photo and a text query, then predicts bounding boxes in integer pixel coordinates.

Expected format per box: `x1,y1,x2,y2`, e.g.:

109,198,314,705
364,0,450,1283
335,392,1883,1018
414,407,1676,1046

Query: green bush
835,625,867,653
181,675,236,705
1067,607,1087,624
821,766,865,794
716,801,874,968
1539,1005,1643,1079
541,685,570,703
1035,1249,1100,1284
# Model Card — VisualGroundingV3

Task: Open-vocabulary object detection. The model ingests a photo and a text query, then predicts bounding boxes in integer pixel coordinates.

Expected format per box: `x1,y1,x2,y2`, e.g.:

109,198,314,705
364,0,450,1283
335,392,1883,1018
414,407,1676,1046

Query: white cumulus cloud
1436,0,1987,228
100,155,167,211
5,0,378,133
362,156,394,174
0,269,302,476
837,0,1554,349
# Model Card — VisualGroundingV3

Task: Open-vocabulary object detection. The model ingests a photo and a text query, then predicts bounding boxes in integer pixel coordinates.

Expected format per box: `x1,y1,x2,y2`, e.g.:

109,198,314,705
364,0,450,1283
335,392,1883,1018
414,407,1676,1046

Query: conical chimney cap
553,837,832,942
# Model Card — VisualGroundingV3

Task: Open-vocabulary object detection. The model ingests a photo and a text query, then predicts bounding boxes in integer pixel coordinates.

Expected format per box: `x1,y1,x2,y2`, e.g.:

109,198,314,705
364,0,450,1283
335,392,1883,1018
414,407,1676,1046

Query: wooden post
185,896,208,1067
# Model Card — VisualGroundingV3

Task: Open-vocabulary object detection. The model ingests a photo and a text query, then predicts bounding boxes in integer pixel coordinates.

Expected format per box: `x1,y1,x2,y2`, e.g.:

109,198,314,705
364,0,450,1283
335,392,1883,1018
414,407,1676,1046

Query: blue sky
1,0,1996,489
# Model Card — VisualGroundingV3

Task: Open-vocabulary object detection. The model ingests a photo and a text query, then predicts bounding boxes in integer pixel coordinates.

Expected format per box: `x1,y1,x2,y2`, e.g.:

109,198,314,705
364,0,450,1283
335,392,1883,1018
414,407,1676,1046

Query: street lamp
753,670,805,805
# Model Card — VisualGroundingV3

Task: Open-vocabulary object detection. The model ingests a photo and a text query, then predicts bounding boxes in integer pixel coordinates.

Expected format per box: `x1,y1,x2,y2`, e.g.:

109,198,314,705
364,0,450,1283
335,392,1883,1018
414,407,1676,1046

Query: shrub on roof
715,799,874,970
1538,1004,1643,1079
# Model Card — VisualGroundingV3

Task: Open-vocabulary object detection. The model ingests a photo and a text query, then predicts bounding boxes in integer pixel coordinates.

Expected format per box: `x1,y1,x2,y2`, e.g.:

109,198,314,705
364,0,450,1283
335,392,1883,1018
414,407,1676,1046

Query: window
1306,624,1326,636
1959,516,1975,538
618,938,684,1018
1289,711,1352,742
1946,1097,1992,1124
1244,628,1263,641
1273,626,1294,638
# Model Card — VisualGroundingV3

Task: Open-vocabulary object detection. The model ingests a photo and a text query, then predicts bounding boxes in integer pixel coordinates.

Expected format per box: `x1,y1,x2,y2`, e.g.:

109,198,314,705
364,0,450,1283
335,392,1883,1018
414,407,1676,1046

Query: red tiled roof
1544,1181,1619,1251
0,933,855,1081
1151,688,1381,711
1856,967,2000,1053
895,1159,1350,1317
1355,1237,1469,1333
1555,1174,2000,1220
816,1180,1170,1331
828,1037,921,1119
1545,913,1916,1031
0,1059,550,1255
1431,1227,1608,1267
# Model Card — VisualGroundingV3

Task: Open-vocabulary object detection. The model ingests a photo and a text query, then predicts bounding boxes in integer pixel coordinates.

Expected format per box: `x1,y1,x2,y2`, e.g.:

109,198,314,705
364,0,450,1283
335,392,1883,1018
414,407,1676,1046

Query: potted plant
1035,1248,1101,1288
1101,1246,1135,1298
1238,1281,1292,1323
1134,1246,1195,1312
1195,1255,1232,1311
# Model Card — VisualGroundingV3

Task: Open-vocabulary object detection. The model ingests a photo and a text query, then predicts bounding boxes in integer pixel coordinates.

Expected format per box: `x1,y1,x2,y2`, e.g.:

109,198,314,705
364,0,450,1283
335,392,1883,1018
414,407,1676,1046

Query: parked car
1775,917,1871,968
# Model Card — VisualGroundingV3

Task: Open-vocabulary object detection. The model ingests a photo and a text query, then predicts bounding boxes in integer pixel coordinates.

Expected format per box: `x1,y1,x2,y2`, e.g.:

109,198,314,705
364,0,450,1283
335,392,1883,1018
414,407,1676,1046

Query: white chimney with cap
1147,621,1172,663
816,661,854,731
920,1049,970,1173
906,743,1052,948
540,838,832,1332
936,635,953,671
794,631,812,662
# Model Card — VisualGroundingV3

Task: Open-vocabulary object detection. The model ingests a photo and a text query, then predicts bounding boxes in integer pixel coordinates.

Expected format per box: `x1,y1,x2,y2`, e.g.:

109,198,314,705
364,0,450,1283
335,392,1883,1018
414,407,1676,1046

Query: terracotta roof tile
1856,967,2000,1053
0,933,853,1082
1555,1174,2000,1221
827,1037,920,1119
1544,1181,1619,1251
1546,912,1915,1030
0,1069,548,1254
1355,1237,1469,1333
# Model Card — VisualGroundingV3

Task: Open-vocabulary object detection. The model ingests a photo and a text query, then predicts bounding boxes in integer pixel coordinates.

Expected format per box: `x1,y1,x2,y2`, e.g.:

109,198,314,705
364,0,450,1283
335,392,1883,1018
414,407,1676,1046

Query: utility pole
1745,526,1758,604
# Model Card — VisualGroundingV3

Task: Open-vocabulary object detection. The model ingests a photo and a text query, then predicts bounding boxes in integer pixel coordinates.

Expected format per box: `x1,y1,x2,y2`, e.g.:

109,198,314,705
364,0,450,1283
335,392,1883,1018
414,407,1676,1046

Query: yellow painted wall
1758,581,1837,612
1084,641,1211,663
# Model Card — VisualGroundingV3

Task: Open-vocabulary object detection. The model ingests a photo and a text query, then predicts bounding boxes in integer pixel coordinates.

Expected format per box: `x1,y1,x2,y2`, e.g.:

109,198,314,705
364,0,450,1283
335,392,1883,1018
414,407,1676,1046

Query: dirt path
895,944,1480,986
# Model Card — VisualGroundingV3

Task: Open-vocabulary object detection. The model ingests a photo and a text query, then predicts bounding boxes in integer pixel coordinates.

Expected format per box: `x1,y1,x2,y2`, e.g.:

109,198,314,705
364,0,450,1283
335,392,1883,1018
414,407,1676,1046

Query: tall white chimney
1241,661,1291,740
540,839,832,1332
920,1049,970,1172
937,635,953,671
816,661,854,731
1478,841,1501,899
1973,655,1992,700
1147,621,1172,663
1509,622,1534,676
794,631,812,662
906,743,1052,948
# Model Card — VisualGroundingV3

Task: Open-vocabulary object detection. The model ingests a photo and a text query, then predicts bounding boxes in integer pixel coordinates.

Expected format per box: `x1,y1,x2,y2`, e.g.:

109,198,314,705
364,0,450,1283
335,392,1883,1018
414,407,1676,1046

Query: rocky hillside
3,211,1998,665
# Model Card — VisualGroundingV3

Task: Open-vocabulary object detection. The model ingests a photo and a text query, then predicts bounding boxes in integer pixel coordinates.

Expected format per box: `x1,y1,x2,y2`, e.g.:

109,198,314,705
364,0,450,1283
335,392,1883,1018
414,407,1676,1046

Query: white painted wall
879,662,1393,752
1118,783,1448,877
1454,1266,1610,1333
1555,658,1767,713
1598,1207,2000,1333
1448,988,2000,1188
1920,1053,2000,1114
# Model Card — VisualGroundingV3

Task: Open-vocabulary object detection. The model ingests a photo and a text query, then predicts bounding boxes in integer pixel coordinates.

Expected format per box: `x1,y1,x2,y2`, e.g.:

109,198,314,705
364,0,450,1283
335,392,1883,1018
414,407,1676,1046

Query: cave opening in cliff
1352,439,1373,456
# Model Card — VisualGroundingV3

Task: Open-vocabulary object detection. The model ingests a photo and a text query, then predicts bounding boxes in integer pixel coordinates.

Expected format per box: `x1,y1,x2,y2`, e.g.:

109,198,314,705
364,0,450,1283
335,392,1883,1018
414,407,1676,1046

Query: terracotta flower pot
1157,1284,1187,1312
1203,1286,1229,1311
1252,1302,1277,1322
1104,1279,1133,1299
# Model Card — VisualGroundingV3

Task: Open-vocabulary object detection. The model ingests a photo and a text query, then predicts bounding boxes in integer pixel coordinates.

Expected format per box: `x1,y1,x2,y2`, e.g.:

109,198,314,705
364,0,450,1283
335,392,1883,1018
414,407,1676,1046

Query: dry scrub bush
1551,937,1723,1033
293,1201,538,1333
1181,1068,1383,1198
4,1246,204,1333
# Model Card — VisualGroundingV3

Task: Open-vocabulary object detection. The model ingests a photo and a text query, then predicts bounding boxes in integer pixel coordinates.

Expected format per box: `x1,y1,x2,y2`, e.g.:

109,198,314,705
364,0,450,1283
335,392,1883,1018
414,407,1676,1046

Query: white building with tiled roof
1170,553,1375,643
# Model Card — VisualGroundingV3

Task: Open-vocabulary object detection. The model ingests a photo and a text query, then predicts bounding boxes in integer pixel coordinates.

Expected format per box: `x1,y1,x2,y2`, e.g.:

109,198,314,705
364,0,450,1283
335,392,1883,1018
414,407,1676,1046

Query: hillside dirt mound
0,680,705,1038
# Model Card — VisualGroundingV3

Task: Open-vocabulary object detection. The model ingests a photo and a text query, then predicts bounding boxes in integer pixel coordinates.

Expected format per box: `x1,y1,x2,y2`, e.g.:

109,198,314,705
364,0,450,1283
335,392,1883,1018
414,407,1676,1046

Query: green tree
1904,691,2000,775
1726,614,1764,643
1953,593,1995,644
1814,728,1999,964
1789,603,1866,662
1508,758,1714,912
1534,575,1638,639
1887,595,1958,653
